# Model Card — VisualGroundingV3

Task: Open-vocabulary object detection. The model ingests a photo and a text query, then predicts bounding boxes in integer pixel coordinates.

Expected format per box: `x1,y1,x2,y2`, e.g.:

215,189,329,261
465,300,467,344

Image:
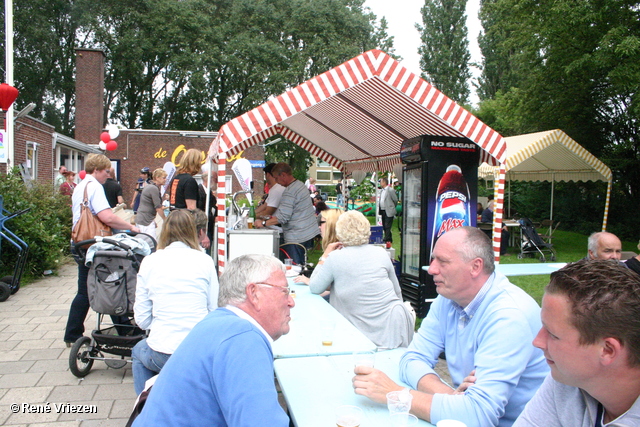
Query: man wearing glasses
132,254,293,426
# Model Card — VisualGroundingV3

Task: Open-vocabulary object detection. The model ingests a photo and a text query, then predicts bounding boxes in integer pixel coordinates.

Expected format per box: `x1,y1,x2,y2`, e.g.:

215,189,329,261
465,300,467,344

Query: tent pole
602,179,611,231
493,166,506,263
550,175,554,221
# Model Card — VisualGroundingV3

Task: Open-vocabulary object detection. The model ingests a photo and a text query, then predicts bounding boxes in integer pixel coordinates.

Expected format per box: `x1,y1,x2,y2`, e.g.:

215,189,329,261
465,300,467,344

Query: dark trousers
280,237,315,267
64,246,132,342
382,211,394,243
481,228,510,255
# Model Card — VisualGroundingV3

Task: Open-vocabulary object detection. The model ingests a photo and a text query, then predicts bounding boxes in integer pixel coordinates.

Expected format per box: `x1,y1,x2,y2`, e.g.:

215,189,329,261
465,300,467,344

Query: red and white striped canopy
209,49,507,173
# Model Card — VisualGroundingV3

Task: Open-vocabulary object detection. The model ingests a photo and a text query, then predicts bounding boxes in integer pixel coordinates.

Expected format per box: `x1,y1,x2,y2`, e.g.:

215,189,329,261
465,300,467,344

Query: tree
1,0,78,134
475,0,640,239
417,0,471,105
3,0,395,135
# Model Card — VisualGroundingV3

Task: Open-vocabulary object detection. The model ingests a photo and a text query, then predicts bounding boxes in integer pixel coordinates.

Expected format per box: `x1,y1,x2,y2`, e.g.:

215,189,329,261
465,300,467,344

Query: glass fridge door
402,166,422,277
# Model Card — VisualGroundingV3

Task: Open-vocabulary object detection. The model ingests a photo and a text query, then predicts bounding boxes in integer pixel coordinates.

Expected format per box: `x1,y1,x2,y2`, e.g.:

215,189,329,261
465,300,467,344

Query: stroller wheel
517,254,524,259
69,337,95,377
0,282,11,302
105,358,128,369
0,276,18,295
550,254,557,262
539,256,546,263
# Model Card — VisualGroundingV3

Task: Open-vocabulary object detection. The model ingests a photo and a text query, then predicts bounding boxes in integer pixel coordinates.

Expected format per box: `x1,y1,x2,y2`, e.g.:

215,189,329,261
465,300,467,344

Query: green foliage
349,180,376,202
0,170,72,279
264,138,313,183
476,0,640,240
5,0,395,134
417,0,471,104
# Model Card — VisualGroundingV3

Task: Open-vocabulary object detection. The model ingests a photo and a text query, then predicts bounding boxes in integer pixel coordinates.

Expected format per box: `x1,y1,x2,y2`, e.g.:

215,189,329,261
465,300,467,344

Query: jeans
336,193,343,207
281,237,315,267
64,245,133,343
132,338,171,395
381,211,394,243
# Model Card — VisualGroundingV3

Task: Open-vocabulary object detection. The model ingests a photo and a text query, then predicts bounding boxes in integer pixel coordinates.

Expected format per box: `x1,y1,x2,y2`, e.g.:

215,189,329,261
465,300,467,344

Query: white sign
0,130,6,163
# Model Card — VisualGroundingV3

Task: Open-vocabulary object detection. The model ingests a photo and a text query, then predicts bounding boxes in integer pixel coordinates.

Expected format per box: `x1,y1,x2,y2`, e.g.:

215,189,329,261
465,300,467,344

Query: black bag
88,251,138,315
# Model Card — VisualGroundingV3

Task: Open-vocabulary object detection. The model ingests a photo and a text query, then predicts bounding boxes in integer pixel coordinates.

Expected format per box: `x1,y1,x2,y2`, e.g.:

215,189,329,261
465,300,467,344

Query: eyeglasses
320,220,327,224
256,283,291,296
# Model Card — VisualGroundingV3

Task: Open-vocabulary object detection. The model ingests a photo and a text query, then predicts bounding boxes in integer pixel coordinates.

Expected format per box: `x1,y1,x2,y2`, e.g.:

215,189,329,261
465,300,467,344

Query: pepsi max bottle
430,165,471,253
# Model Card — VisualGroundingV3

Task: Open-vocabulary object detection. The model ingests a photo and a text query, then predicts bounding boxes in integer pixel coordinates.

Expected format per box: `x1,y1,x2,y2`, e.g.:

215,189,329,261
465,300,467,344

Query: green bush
0,169,72,279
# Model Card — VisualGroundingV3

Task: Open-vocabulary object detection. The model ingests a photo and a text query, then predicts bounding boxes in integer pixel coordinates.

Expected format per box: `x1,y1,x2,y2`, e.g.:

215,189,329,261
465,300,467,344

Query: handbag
71,183,113,245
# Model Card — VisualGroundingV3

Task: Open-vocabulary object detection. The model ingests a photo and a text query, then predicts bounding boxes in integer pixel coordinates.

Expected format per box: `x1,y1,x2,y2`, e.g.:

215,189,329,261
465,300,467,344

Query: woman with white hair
309,210,413,349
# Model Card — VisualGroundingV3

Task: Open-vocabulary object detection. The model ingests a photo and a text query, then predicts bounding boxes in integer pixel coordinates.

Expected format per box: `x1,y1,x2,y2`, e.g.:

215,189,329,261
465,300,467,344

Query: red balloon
0,83,19,111
79,170,86,180
106,140,118,151
100,132,111,143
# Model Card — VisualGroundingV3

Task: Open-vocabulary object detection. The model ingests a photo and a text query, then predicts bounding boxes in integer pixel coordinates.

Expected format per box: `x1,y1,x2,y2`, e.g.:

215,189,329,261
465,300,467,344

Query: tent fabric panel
477,129,612,183
342,153,402,174
283,113,381,161
373,53,506,165
212,49,381,155
210,50,507,169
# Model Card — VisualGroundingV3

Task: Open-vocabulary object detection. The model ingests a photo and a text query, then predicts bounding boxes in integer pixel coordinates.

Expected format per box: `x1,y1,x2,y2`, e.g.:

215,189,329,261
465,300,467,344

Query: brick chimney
74,49,105,145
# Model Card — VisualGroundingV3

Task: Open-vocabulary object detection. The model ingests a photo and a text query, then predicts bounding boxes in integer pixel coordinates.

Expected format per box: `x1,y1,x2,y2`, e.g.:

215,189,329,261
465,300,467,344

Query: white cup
390,412,419,427
320,320,336,347
436,420,468,427
387,389,413,415
335,405,362,427
353,350,376,369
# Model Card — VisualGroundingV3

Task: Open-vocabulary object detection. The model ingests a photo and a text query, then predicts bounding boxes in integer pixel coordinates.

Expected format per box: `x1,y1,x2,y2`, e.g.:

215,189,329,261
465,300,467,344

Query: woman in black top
169,149,202,210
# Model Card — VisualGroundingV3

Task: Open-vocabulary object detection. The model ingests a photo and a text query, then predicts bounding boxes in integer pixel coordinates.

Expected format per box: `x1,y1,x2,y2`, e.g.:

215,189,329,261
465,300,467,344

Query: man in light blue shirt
353,227,548,427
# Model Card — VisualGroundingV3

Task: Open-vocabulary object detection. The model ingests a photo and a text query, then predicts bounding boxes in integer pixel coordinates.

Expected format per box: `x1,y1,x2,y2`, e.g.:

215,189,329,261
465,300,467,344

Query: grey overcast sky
363,0,482,104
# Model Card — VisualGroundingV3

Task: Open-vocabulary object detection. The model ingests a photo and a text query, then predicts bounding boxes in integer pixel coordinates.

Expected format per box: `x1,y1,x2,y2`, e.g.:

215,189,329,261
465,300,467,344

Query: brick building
0,112,100,184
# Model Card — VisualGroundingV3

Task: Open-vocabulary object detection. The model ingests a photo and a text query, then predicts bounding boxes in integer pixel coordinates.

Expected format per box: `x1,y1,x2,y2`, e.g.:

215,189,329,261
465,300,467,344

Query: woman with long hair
132,209,218,394
294,209,342,286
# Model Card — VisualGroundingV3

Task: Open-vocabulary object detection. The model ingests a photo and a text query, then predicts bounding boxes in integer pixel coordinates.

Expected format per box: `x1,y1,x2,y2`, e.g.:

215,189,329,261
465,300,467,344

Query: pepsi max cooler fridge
400,135,479,318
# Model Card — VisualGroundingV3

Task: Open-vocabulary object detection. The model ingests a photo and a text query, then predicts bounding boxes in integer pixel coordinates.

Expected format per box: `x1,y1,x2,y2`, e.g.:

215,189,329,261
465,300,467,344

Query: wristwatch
262,220,267,227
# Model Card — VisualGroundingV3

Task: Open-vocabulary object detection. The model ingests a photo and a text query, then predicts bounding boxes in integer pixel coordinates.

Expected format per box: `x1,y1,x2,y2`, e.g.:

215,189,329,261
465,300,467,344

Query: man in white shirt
255,163,285,220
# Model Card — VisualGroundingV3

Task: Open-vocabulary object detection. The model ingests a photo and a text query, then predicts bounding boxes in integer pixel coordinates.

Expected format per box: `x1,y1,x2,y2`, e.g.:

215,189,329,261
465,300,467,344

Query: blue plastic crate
369,226,383,244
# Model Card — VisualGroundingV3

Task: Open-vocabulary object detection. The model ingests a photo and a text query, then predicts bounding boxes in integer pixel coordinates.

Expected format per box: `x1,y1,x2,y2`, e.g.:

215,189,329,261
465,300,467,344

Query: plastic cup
353,350,375,369
436,420,467,427
387,389,413,415
390,413,418,427
284,258,293,270
335,405,362,427
320,321,336,347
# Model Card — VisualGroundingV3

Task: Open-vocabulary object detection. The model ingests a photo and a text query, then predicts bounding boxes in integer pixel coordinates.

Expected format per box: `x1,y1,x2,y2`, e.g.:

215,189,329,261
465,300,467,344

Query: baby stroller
68,233,156,377
517,218,557,262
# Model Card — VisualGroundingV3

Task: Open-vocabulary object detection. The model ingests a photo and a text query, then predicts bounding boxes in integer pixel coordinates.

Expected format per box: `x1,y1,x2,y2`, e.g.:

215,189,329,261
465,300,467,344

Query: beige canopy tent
207,49,510,270
478,129,612,230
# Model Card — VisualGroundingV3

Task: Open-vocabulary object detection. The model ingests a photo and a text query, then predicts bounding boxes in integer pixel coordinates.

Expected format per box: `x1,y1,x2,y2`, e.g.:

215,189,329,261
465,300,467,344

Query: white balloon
99,141,107,150
107,124,120,139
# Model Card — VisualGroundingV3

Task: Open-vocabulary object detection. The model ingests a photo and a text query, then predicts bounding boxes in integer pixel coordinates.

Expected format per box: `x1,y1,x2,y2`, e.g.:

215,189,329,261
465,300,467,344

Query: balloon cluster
98,124,120,151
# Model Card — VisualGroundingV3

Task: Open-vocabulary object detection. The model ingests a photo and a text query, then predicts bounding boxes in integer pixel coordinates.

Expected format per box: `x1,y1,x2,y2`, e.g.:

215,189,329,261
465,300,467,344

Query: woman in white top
132,209,219,394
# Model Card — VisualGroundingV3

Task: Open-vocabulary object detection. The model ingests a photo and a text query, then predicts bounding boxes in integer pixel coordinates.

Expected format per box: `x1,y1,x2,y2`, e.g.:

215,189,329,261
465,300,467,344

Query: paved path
0,261,136,427
0,259,451,427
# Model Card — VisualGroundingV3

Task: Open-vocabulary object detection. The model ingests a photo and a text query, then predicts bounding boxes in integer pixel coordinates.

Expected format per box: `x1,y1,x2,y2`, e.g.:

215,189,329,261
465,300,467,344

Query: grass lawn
307,214,638,306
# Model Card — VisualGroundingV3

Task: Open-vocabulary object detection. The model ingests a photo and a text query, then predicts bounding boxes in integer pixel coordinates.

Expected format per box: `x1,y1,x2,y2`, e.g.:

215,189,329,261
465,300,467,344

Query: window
316,158,331,167
333,171,343,181
26,141,39,180
316,171,332,181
